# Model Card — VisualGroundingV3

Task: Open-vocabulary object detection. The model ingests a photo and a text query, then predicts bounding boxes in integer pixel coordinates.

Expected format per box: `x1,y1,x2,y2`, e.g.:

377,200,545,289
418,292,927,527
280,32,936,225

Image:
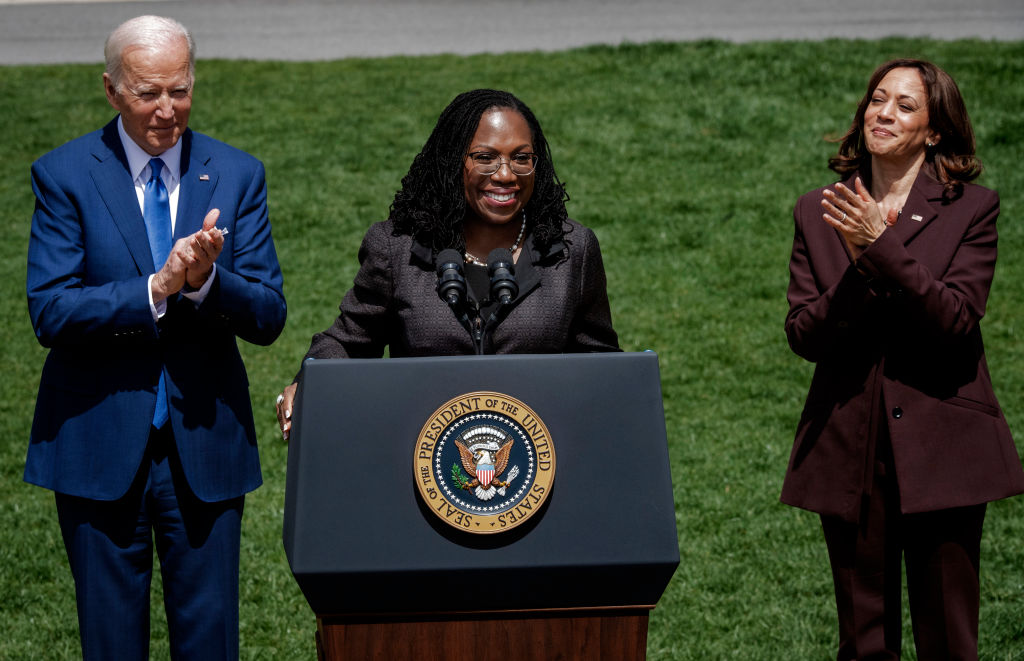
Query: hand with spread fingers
820,176,896,259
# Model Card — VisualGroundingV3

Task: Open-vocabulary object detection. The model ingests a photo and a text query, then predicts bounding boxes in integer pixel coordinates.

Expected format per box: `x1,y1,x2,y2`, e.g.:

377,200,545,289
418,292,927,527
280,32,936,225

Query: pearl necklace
464,212,526,267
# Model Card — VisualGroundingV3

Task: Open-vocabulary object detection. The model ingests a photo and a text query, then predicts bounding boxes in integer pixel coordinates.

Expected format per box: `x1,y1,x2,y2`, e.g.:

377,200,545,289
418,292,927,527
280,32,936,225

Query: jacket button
892,407,903,419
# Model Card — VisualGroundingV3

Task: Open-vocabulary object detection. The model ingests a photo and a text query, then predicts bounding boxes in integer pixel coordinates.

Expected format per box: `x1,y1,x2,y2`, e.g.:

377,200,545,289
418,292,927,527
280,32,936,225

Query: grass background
2,38,1023,658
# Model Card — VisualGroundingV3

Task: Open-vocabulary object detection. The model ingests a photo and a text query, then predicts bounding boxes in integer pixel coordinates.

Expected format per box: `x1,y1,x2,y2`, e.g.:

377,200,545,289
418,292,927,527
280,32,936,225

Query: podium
284,352,679,659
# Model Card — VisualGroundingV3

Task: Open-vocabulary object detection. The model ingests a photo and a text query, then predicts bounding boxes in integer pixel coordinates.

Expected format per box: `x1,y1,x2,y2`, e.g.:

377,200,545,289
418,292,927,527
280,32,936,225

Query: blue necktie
144,158,171,429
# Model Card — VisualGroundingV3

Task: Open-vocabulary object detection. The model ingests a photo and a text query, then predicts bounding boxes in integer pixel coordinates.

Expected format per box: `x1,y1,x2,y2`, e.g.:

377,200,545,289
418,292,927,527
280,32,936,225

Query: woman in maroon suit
782,59,1024,659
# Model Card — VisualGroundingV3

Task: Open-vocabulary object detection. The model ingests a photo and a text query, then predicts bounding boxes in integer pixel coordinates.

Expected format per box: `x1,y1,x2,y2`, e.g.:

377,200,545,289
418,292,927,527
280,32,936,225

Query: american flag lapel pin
199,174,210,181
911,213,923,222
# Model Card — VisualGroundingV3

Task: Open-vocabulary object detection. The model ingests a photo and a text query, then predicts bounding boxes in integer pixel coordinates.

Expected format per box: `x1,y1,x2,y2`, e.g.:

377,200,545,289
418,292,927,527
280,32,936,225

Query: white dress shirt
117,117,216,320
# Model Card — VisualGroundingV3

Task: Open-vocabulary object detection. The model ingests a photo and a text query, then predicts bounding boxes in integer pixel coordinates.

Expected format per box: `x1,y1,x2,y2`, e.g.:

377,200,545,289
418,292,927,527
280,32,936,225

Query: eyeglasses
466,152,538,176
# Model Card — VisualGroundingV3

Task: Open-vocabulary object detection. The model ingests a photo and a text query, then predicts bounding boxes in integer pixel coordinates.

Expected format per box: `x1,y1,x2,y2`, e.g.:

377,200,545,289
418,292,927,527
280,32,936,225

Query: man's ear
102,73,119,111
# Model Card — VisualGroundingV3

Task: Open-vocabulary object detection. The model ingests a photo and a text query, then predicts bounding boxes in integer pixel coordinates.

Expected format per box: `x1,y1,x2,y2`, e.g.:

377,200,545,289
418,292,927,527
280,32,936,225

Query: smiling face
462,108,536,229
862,67,940,166
104,37,193,155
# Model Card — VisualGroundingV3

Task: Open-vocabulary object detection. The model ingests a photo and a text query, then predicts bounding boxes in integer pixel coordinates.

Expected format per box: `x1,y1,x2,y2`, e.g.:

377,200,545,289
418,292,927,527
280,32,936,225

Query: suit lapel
514,236,552,301
890,169,944,245
90,120,155,274
175,130,218,241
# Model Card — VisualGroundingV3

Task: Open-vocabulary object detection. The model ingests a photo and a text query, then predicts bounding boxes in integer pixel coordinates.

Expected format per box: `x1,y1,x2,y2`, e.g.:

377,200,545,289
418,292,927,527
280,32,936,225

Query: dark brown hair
829,59,982,193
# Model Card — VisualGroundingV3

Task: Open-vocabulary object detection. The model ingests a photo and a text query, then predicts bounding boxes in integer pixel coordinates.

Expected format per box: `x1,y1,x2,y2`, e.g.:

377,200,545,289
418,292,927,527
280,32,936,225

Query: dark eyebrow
873,87,923,105
468,143,533,152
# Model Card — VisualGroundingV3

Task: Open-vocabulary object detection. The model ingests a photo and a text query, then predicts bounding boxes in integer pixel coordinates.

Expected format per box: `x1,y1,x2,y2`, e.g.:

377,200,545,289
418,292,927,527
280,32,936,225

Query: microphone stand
479,248,519,355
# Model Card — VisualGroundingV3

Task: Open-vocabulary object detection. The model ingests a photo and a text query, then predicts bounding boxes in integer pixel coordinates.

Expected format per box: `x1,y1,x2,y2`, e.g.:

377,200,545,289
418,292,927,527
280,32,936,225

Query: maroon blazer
781,167,1024,522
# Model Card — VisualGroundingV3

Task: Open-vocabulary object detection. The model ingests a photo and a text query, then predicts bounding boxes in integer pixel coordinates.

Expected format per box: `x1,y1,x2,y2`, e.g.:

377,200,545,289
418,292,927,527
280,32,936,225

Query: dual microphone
435,248,519,308
436,248,519,355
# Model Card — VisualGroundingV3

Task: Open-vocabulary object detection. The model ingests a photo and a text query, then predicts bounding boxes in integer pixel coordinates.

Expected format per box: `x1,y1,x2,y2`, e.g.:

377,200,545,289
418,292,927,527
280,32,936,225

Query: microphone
487,248,518,305
435,249,467,307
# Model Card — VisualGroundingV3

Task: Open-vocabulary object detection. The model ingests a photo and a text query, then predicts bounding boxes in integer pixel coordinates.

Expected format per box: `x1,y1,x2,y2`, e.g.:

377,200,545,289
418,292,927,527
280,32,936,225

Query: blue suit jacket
25,118,286,502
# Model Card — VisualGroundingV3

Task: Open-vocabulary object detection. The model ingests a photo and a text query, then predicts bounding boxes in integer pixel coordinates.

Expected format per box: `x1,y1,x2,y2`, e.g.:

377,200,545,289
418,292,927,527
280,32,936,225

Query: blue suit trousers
56,428,244,661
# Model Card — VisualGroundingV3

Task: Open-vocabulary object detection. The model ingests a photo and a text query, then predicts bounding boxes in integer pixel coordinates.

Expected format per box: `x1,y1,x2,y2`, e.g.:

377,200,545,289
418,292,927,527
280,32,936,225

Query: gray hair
104,15,195,91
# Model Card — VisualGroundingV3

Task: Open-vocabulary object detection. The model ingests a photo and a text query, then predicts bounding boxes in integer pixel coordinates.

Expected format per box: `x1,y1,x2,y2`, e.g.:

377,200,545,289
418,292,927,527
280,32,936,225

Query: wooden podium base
316,606,652,660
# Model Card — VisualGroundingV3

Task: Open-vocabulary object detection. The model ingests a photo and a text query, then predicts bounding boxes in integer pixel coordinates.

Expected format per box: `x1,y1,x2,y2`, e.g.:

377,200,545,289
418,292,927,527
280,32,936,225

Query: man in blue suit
25,15,286,660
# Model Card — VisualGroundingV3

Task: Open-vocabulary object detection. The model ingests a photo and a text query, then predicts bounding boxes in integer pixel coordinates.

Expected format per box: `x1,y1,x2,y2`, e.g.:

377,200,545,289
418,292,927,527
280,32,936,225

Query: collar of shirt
117,116,183,187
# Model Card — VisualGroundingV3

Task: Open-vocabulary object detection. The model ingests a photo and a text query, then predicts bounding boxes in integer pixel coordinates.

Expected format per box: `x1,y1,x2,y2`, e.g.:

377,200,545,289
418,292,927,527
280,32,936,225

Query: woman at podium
276,89,619,439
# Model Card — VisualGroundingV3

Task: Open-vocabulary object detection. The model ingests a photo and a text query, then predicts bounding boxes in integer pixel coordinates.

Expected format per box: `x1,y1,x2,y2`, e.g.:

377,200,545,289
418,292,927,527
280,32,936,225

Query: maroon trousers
820,450,986,660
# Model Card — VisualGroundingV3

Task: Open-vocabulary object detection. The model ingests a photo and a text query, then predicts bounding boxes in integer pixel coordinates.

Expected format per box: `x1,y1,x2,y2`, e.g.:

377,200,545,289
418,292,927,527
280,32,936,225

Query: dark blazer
303,218,619,361
781,167,1024,523
25,118,287,502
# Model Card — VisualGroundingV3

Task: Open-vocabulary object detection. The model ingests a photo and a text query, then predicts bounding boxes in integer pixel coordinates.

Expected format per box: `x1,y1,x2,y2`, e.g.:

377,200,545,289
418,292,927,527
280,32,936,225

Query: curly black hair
389,89,569,255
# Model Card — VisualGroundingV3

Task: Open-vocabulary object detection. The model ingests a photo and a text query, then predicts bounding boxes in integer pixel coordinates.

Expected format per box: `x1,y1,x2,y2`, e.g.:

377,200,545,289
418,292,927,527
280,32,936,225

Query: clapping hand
185,208,225,289
821,177,897,260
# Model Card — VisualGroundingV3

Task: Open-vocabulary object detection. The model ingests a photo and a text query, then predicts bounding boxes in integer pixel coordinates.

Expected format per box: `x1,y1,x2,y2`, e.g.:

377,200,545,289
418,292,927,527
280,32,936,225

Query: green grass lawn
2,38,1024,659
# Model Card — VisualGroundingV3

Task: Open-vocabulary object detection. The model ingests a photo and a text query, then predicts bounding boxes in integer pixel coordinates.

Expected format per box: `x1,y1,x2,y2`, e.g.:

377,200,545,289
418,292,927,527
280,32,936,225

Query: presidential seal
414,392,555,534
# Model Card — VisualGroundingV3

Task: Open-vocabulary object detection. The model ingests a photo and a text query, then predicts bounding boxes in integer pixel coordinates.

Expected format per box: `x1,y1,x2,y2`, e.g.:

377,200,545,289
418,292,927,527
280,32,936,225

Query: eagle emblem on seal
414,392,555,534
454,426,520,501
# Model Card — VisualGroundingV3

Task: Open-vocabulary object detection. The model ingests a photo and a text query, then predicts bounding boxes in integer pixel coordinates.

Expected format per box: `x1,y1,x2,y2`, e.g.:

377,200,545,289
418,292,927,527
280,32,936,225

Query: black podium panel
284,352,679,614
